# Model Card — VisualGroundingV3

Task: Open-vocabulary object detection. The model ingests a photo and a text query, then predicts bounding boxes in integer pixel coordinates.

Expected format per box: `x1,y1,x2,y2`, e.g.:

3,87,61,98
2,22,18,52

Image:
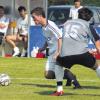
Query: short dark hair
0,5,5,10
31,7,45,18
78,7,93,21
18,6,26,12
74,0,81,2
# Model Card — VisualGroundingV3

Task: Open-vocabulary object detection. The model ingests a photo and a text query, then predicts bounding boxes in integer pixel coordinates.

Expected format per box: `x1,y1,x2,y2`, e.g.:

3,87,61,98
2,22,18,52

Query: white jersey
69,6,83,19
17,14,35,35
42,20,62,55
0,15,9,34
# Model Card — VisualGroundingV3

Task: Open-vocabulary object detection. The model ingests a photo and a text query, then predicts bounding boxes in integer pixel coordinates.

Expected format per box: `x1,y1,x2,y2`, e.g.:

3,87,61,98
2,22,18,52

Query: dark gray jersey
61,19,92,56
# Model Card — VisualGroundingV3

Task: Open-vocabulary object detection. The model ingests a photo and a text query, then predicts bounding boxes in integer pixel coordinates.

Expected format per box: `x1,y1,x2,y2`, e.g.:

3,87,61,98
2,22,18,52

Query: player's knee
45,74,55,79
5,36,9,41
45,71,55,79
6,36,11,42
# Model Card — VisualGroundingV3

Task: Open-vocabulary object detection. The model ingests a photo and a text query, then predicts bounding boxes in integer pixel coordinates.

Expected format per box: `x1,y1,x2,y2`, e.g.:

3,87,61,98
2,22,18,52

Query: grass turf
0,57,100,100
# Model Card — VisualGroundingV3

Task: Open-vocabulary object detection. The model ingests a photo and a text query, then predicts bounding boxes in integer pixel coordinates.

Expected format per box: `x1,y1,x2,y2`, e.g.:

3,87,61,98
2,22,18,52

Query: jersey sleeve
48,21,62,39
89,25,100,41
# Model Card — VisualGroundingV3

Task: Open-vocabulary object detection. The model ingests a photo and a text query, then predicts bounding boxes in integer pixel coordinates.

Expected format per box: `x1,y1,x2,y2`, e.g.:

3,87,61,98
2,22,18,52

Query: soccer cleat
73,85,82,89
64,69,80,87
71,76,81,89
51,91,64,96
65,77,81,89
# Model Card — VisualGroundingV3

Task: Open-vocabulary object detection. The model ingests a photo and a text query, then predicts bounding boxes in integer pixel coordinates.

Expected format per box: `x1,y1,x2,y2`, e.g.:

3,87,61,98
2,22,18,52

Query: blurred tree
48,0,70,5
82,0,100,6
48,0,100,6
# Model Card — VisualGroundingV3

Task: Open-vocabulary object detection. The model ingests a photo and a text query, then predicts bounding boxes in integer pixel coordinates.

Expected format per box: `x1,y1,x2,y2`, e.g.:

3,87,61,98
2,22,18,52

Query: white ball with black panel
0,74,11,86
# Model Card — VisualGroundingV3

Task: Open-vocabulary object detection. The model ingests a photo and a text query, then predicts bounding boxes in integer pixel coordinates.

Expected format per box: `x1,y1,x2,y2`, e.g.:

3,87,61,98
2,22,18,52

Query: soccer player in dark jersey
52,7,100,96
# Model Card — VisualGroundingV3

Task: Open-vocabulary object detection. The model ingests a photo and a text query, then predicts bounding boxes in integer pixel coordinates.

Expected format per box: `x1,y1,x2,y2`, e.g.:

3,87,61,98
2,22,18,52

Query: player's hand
95,40,100,54
53,51,60,60
97,48,100,54
89,49,97,56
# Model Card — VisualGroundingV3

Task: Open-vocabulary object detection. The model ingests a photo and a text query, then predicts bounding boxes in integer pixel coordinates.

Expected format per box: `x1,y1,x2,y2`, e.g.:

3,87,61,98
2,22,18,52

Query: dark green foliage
48,0,100,6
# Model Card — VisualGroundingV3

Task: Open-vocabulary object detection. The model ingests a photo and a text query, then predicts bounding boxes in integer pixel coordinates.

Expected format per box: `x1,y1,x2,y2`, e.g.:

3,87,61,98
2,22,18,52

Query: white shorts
45,54,56,72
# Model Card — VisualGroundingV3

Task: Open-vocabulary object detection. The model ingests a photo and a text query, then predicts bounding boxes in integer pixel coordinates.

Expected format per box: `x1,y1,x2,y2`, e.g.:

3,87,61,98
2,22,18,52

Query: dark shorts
19,34,27,41
56,52,96,69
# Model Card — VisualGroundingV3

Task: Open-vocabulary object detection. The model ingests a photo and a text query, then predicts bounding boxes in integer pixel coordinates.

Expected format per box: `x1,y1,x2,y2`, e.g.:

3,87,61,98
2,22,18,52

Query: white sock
57,86,63,92
14,47,19,52
55,64,64,92
96,66,100,78
22,49,27,52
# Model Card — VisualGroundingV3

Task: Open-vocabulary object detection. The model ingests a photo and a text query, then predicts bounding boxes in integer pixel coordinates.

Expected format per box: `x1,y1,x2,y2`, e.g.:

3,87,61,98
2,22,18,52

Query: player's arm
38,41,48,52
53,37,62,60
49,21,63,59
57,37,62,55
89,25,100,53
95,40,100,53
90,25,100,41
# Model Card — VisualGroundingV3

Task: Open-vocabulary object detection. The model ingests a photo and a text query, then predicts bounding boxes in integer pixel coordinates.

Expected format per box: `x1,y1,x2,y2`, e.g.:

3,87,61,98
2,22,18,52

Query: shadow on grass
20,83,100,96
34,91,68,96
80,85,100,89
34,91,100,96
21,83,55,88
68,85,100,90
21,83,100,90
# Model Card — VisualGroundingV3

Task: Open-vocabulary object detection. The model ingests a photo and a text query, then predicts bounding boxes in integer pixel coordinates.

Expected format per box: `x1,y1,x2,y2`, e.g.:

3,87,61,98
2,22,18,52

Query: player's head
0,6,5,17
78,7,93,21
18,6,27,18
74,0,81,8
31,7,45,25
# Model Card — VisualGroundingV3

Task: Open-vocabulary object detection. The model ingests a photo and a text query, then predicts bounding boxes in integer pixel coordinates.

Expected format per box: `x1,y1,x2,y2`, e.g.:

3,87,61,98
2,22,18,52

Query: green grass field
0,57,100,100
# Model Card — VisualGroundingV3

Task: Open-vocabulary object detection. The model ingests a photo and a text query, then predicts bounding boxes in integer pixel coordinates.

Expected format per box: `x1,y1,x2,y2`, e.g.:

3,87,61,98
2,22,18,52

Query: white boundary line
11,77,100,82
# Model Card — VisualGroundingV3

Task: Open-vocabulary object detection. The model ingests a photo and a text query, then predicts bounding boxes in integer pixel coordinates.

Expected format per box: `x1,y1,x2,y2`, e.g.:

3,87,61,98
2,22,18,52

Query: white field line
11,77,100,82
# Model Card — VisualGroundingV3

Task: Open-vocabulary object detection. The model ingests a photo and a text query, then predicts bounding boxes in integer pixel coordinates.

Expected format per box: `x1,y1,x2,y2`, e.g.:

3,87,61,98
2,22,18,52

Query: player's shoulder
78,6,83,9
74,19,89,29
1,16,9,21
48,20,55,25
70,6,76,10
76,19,89,26
17,17,22,22
48,20,57,27
64,19,88,27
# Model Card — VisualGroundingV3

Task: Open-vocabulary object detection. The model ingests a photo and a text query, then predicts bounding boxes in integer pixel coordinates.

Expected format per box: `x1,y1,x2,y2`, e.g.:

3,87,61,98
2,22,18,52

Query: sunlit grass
0,57,100,100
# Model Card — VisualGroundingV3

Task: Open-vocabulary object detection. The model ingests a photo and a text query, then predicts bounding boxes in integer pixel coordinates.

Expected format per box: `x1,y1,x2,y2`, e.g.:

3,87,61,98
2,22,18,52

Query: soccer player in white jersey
6,6,35,57
31,7,81,94
69,0,83,19
52,7,100,96
0,5,9,44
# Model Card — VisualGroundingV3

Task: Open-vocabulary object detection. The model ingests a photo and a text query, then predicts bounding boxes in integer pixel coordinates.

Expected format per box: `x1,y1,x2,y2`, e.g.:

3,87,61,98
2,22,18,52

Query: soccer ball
0,74,11,86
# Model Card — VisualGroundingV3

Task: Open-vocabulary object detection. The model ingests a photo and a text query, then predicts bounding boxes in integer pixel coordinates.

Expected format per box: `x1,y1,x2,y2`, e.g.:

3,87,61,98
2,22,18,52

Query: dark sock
72,79,80,87
64,71,71,86
64,69,81,87
57,81,63,86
